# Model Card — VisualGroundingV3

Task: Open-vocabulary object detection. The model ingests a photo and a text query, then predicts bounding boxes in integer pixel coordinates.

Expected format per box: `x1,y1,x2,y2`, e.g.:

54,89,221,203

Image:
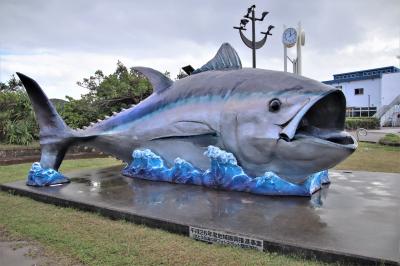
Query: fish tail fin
16,72,76,170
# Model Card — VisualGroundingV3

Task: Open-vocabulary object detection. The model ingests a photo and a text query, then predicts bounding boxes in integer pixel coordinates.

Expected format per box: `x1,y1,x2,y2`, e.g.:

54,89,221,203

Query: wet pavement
0,241,41,266
1,166,399,265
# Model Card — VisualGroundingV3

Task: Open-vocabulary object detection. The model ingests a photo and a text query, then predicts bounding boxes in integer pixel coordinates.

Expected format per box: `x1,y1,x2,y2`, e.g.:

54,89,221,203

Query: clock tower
283,22,305,75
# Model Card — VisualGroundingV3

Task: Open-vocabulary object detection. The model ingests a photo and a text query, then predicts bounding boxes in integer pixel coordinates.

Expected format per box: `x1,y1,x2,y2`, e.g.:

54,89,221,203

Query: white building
323,66,400,117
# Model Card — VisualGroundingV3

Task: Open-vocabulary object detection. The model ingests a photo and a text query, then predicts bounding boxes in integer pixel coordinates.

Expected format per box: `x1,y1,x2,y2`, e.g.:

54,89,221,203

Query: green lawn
0,158,328,266
334,142,399,173
0,157,122,184
0,142,398,265
0,141,40,150
0,193,327,266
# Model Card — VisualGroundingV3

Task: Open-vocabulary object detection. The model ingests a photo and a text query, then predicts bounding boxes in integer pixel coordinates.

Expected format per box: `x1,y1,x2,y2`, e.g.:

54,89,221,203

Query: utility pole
397,34,400,68
234,5,274,68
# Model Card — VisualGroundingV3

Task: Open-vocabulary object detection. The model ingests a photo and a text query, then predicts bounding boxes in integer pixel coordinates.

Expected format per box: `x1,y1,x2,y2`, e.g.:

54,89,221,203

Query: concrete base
1,167,399,265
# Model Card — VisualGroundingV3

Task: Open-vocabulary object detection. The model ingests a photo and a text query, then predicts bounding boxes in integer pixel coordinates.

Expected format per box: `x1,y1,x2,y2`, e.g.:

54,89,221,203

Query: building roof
322,66,400,85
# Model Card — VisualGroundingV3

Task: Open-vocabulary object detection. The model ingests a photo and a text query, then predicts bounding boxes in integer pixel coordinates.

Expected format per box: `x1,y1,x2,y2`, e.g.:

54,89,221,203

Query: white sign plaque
189,226,263,251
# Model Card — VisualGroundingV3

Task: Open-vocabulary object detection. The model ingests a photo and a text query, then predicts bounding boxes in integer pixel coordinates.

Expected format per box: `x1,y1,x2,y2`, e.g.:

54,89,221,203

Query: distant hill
50,98,67,111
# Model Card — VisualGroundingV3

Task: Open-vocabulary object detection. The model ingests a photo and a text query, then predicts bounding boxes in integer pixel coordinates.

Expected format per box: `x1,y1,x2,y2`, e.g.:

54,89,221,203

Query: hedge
345,117,380,130
378,133,400,146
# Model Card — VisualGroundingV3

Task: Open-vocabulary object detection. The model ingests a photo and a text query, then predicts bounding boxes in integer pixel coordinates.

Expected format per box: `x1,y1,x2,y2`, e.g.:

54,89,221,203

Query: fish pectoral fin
173,121,214,135
150,121,216,140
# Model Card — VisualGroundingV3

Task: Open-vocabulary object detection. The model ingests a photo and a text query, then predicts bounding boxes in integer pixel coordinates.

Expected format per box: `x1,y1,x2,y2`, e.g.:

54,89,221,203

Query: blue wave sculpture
123,146,329,196
26,162,70,187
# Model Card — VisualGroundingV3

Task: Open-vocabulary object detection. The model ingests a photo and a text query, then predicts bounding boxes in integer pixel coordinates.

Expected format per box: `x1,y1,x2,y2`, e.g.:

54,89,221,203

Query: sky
0,0,399,99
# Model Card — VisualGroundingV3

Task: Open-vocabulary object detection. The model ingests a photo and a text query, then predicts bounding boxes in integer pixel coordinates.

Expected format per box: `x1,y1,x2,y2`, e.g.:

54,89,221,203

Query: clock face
282,28,297,47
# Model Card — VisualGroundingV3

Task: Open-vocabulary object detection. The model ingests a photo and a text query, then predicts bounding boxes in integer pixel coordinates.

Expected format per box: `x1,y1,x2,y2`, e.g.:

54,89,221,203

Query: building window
354,88,364,95
335,85,343,90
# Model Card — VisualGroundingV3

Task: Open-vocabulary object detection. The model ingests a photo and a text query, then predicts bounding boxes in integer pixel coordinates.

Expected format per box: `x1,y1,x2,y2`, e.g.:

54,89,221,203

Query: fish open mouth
280,91,356,148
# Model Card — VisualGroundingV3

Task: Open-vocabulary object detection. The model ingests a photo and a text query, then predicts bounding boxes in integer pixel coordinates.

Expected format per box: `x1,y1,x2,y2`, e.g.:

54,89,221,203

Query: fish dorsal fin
133,67,173,93
192,43,242,74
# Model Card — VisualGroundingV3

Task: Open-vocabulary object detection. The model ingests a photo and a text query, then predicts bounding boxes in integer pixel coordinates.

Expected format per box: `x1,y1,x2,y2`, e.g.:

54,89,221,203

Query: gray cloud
0,0,399,98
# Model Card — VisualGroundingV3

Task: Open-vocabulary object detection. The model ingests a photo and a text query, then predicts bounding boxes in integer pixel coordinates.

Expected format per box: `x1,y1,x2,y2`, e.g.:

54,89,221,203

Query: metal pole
283,25,287,72
293,59,297,74
252,9,256,68
368,95,370,117
296,22,302,75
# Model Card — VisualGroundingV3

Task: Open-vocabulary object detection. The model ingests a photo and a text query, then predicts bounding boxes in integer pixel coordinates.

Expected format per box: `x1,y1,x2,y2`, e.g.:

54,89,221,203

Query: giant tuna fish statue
18,43,357,196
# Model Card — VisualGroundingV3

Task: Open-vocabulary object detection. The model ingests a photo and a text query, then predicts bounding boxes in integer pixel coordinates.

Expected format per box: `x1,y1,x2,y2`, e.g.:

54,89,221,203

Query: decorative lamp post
233,5,274,68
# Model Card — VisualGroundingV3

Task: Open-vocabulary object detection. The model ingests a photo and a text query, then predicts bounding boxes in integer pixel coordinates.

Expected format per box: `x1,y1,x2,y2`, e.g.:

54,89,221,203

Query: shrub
345,117,380,130
4,120,34,145
379,133,400,146
0,90,39,145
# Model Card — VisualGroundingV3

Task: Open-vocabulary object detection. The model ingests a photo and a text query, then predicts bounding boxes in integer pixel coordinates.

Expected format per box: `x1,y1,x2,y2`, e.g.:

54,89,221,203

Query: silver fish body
17,44,357,184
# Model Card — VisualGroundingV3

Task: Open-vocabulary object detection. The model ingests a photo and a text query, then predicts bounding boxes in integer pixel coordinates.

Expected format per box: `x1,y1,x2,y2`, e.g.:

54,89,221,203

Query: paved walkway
349,127,400,143
2,167,398,265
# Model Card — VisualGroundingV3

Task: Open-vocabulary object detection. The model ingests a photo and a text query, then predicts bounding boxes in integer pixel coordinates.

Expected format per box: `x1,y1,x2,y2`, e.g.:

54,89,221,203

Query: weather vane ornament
17,42,357,196
233,4,274,68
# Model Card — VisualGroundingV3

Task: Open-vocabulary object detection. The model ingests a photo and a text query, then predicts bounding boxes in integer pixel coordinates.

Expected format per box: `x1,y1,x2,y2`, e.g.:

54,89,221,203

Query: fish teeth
104,115,110,119
82,126,87,129
112,111,118,115
97,119,102,122
89,122,95,126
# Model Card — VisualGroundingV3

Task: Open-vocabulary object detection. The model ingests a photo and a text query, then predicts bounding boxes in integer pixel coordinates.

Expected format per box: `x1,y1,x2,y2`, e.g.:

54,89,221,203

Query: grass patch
334,142,400,173
0,157,326,266
0,141,40,150
378,133,400,146
0,143,398,265
0,192,328,266
0,157,121,184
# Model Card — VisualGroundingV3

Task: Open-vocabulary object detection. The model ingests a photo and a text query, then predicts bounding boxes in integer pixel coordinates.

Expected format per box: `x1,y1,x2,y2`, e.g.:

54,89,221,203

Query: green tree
176,70,188,80
0,62,153,144
0,74,23,92
61,61,153,129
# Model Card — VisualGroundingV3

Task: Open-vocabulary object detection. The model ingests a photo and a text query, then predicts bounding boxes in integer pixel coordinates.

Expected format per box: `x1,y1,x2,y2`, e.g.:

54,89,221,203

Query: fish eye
269,98,281,112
